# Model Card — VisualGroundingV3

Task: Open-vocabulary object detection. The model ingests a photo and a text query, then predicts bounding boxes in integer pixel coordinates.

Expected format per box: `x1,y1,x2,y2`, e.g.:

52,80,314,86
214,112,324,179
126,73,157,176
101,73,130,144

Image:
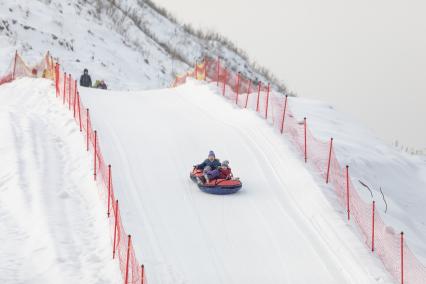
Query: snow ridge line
1,52,147,284
173,57,426,283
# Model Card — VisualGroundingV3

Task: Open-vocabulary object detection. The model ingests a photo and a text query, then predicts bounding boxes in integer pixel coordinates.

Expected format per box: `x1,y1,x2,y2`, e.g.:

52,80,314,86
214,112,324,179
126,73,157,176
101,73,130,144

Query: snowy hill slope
0,78,122,283
0,0,285,91
80,79,393,284
288,97,426,263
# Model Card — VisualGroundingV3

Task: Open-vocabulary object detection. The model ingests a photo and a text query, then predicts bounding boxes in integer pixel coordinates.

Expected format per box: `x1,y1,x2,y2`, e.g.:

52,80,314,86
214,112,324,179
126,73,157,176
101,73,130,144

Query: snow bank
0,78,122,283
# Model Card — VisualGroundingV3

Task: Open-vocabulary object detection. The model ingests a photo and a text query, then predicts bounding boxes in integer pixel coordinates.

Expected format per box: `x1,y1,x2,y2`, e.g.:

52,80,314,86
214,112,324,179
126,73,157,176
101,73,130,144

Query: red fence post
94,130,97,181
68,74,72,110
304,117,307,163
86,109,90,151
235,72,240,105
216,56,220,86
55,63,59,97
12,50,18,80
256,81,261,112
372,201,375,252
77,92,82,131
50,56,54,74
63,72,66,104
265,83,270,119
73,80,77,118
108,164,112,217
401,232,404,284
222,68,227,96
245,80,252,109
280,95,288,133
194,62,198,79
113,200,119,259
125,235,131,284
346,165,350,221
141,264,145,284
326,138,333,183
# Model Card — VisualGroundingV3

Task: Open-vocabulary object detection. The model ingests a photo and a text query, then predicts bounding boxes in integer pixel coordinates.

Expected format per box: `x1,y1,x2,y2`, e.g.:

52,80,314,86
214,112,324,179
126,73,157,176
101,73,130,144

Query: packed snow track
81,80,392,284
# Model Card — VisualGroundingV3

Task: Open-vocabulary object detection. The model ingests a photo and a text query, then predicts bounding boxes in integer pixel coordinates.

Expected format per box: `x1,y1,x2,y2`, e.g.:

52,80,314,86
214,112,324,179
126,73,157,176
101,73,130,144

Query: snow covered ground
288,96,426,263
80,79,394,284
0,78,122,283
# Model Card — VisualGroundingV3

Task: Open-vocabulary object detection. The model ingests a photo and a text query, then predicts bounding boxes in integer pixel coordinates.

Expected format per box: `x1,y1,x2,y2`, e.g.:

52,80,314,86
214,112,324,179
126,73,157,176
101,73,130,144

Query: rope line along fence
1,51,147,284
172,56,426,284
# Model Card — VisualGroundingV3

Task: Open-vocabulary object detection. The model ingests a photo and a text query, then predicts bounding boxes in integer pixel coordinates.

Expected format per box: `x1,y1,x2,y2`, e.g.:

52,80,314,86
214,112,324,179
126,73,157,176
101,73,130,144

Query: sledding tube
190,168,242,195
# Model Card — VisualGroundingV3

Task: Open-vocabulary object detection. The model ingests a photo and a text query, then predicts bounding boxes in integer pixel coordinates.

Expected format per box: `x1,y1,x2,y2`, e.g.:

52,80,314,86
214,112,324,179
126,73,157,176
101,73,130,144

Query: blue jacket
196,159,221,170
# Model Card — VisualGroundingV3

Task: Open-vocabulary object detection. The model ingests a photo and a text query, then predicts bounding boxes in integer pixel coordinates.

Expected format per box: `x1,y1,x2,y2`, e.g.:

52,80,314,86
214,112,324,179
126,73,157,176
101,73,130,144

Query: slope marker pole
326,138,333,183
280,95,288,133
346,165,350,221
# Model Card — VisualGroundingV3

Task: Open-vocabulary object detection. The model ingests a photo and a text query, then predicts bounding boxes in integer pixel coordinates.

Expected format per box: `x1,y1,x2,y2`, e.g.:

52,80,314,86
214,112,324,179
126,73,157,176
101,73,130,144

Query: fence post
235,72,240,105
194,62,197,79
346,165,350,221
12,50,18,80
265,83,270,119
77,93,82,131
125,235,131,284
63,72,66,104
222,68,227,96
280,95,288,133
94,130,97,181
50,56,54,74
108,164,111,217
55,63,59,97
68,74,72,110
326,138,333,183
304,117,307,163
256,81,261,112
216,56,220,86
401,232,404,284
73,80,77,118
86,109,90,151
245,80,252,109
372,201,375,252
141,264,145,284
113,200,118,259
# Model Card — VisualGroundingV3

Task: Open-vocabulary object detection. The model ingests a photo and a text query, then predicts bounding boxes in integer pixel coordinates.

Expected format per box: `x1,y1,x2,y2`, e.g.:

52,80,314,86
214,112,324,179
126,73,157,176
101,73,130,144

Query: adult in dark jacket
80,68,92,87
196,151,221,171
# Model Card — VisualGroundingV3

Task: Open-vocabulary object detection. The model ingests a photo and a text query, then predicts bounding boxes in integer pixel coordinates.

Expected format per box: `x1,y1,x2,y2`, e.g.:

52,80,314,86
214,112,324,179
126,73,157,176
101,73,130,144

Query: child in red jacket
218,160,233,180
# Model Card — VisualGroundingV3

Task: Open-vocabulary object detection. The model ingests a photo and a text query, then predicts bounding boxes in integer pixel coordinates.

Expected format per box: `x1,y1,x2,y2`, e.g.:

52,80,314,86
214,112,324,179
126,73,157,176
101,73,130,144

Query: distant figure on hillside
98,80,107,90
253,77,259,86
80,68,92,87
94,79,108,90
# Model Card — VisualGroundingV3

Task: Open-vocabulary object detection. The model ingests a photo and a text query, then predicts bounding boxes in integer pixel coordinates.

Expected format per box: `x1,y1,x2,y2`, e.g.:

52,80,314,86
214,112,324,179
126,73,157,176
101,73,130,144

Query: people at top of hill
94,79,107,90
195,151,221,171
80,68,92,87
253,77,259,86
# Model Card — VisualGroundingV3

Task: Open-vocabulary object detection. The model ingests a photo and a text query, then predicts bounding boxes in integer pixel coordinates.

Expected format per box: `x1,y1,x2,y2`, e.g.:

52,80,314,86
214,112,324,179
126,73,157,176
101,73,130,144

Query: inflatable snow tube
190,168,242,195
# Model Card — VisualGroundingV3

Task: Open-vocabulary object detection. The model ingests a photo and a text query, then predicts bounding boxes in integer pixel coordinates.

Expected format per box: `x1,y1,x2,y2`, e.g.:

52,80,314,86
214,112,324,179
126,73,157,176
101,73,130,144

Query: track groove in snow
0,78,122,284
81,80,393,284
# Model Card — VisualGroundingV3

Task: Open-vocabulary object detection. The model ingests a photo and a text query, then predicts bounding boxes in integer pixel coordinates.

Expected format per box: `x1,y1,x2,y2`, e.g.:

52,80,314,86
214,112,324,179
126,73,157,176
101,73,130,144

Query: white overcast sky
153,0,426,150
